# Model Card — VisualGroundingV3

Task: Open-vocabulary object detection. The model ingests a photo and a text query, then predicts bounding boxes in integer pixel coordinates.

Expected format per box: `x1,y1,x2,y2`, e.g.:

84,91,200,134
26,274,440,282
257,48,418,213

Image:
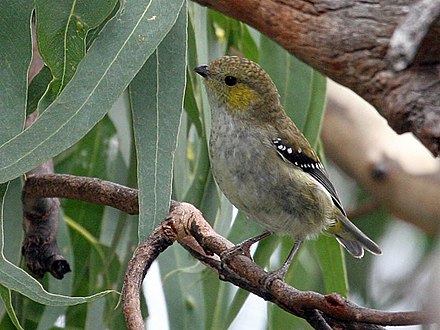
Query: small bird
195,56,381,280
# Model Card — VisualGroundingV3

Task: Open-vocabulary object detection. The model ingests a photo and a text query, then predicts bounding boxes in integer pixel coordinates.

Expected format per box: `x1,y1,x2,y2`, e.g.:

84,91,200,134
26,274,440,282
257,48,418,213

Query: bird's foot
220,231,272,265
264,265,289,290
264,239,303,290
220,241,253,262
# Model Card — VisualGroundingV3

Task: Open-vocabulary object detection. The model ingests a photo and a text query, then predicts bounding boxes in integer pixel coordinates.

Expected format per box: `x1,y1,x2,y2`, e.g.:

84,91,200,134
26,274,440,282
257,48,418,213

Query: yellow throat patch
225,83,261,113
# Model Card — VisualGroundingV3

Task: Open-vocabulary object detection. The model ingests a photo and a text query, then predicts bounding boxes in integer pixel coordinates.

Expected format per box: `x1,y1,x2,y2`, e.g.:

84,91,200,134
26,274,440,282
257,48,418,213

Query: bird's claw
220,243,252,263
264,266,289,290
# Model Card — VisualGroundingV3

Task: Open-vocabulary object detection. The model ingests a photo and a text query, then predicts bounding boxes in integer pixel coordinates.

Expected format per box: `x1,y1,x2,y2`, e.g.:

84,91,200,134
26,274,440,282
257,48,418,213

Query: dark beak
194,65,209,78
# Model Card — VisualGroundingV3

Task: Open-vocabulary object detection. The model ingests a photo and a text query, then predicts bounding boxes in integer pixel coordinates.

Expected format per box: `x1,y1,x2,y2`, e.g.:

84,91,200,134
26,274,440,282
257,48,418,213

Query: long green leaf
0,284,23,330
302,71,327,146
0,0,185,184
190,3,211,139
0,1,33,144
2,179,25,264
130,3,187,241
315,236,348,295
159,246,206,330
35,0,118,109
155,6,210,330
0,265,112,307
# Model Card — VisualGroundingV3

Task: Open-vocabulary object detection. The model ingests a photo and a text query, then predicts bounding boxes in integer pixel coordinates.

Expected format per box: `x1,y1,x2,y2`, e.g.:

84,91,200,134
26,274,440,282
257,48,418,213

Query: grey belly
210,133,331,239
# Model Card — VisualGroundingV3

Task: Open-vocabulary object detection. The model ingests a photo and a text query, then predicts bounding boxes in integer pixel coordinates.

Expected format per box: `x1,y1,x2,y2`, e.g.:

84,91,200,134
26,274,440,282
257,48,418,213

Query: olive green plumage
195,56,381,261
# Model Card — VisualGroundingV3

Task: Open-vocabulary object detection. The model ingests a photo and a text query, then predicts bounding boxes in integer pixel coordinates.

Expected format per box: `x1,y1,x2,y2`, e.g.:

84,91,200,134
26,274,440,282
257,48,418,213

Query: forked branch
22,174,433,329
122,201,432,329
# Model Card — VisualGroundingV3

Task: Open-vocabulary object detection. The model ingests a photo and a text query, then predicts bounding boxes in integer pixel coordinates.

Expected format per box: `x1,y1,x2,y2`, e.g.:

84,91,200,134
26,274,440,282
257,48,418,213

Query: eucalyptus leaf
0,0,185,184
0,1,33,144
0,284,23,330
26,66,52,115
130,3,187,240
315,236,348,295
35,0,118,109
302,71,327,146
159,246,206,330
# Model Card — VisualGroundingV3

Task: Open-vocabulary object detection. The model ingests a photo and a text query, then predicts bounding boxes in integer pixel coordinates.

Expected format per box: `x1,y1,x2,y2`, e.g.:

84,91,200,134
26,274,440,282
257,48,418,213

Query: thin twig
122,203,179,329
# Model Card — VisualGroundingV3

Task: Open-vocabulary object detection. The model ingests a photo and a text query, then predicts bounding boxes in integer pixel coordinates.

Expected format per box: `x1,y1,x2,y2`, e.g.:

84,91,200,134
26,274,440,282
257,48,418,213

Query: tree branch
192,0,440,156
387,0,440,71
22,173,433,327
23,174,139,215
122,201,432,329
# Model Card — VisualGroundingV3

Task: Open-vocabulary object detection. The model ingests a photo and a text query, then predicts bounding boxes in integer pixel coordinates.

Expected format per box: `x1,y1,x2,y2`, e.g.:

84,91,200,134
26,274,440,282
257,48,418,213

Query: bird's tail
327,212,382,258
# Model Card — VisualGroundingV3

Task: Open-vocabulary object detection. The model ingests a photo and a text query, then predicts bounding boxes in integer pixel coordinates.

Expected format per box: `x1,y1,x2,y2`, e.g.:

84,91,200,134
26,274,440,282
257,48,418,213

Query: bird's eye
224,76,238,86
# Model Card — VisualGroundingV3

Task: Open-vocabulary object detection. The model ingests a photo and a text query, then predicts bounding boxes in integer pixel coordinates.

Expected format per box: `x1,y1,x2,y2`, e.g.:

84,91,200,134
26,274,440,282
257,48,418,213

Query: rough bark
122,202,432,330
192,0,440,156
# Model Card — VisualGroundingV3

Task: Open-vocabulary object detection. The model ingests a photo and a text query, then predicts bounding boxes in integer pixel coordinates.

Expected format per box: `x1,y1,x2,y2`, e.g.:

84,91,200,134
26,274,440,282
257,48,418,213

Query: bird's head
194,56,281,119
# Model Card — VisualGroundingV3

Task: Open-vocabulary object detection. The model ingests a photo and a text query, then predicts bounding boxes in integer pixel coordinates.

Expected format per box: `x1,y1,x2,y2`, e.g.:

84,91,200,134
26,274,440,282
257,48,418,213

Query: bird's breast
209,107,333,239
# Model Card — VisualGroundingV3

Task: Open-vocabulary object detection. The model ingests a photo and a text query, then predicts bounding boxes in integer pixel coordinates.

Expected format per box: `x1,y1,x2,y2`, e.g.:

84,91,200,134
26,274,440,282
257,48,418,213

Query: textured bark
122,201,432,330
193,0,440,156
24,174,139,215
22,160,71,279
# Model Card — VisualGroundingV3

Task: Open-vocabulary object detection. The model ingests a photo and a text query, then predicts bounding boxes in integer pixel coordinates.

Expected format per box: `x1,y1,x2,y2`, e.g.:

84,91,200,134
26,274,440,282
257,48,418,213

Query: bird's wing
272,137,346,215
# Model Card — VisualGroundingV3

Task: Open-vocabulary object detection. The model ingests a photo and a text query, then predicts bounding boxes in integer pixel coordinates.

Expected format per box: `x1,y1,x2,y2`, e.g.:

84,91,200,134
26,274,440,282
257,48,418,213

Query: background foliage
0,1,419,329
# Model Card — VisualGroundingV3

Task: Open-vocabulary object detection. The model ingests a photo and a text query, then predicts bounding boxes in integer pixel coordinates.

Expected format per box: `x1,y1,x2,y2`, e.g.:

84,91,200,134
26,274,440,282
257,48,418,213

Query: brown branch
387,0,440,71
122,202,179,330
22,157,71,279
192,0,440,156
22,174,433,327
23,174,139,215
122,201,433,330
20,20,71,280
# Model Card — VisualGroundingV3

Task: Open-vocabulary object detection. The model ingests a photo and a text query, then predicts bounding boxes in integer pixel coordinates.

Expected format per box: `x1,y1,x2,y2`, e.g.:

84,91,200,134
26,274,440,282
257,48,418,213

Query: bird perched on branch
195,56,381,280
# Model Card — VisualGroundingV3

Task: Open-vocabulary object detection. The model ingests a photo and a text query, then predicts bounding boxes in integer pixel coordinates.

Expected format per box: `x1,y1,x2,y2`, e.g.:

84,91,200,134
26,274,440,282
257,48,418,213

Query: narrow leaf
131,3,187,241
0,1,33,143
35,0,118,109
0,0,185,183
302,71,327,146
0,284,24,330
315,236,348,295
